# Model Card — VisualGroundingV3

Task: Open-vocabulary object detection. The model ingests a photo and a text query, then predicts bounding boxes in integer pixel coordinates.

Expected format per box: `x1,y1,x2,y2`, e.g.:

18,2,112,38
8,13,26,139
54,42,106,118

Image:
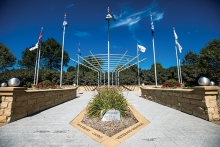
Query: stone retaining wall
0,87,77,126
140,86,220,121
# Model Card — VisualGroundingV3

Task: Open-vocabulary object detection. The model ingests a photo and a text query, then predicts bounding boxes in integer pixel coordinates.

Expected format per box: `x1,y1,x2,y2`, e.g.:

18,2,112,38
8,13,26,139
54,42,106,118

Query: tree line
0,38,219,87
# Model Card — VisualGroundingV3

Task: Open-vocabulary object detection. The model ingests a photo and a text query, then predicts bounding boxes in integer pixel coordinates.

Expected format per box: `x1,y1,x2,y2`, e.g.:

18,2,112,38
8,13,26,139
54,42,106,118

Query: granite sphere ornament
209,81,215,86
8,78,20,87
198,77,210,86
1,83,7,87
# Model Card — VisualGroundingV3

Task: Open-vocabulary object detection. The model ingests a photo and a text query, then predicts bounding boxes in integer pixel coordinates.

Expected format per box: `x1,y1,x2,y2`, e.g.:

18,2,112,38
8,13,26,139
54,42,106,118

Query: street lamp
106,7,115,88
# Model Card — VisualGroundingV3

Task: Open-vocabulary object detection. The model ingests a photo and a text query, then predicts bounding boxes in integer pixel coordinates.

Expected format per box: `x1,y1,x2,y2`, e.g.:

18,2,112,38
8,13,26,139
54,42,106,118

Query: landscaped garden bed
81,87,138,137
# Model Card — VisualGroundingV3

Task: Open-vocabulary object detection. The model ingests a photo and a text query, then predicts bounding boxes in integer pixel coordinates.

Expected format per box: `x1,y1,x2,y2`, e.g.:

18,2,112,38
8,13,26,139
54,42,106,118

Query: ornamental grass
86,87,132,120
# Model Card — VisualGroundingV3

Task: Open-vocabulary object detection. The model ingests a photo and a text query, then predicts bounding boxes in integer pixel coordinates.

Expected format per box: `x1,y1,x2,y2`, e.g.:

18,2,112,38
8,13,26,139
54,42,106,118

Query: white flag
137,44,146,53
175,40,182,53
174,29,178,40
29,43,38,51
173,29,182,53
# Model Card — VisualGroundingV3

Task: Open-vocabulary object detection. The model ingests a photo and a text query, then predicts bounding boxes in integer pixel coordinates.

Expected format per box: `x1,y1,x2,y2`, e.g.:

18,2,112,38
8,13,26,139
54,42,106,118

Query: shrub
35,80,56,89
162,79,181,88
24,82,32,88
86,87,132,119
217,91,220,99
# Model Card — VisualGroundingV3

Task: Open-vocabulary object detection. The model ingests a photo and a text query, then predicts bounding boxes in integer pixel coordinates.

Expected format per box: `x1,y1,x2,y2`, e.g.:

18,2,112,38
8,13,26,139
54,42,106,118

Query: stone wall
140,86,220,121
0,87,77,126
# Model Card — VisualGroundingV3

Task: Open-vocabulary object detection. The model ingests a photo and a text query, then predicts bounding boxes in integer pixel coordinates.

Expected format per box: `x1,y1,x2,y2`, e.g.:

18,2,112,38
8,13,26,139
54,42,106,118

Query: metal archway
71,50,146,86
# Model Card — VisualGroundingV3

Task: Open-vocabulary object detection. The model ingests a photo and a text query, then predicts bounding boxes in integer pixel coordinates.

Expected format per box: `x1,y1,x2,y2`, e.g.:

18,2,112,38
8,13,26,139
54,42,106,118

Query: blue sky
0,0,220,70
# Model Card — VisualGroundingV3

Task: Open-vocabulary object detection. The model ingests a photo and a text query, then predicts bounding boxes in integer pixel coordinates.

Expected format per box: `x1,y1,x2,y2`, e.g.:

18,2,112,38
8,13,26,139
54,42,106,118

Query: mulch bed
81,114,139,137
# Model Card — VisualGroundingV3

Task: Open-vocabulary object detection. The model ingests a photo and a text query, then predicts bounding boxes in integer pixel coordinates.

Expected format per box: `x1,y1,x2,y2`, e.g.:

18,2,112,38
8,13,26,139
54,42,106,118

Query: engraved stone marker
101,109,120,121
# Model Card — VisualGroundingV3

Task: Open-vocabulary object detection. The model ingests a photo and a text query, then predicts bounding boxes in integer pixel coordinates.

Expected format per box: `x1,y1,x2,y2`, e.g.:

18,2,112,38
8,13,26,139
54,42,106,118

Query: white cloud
151,11,164,21
66,4,74,9
73,31,91,38
110,1,164,42
112,45,120,49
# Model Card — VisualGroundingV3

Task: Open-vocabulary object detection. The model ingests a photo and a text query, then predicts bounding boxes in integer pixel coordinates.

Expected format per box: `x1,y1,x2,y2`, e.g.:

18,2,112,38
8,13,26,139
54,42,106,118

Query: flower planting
35,80,57,89
162,79,181,88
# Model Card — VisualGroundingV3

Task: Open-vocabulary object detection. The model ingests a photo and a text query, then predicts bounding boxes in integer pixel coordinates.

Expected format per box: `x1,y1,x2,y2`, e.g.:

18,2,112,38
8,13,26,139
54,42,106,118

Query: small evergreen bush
24,82,32,88
86,87,132,119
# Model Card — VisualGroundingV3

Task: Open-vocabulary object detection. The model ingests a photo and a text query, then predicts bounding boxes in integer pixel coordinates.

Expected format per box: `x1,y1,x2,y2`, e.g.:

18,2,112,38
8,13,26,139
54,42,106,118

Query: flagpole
104,73,105,86
150,14,157,87
106,7,115,88
175,46,180,82
112,72,113,86
36,27,43,85
60,13,67,87
34,48,38,85
137,43,140,85
173,27,180,83
179,58,182,83
77,43,80,86
107,8,110,88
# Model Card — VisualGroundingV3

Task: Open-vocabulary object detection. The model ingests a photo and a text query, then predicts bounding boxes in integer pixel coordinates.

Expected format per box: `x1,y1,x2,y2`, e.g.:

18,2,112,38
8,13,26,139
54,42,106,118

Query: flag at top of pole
78,42,81,55
29,27,43,51
137,44,146,53
150,15,154,36
173,27,182,53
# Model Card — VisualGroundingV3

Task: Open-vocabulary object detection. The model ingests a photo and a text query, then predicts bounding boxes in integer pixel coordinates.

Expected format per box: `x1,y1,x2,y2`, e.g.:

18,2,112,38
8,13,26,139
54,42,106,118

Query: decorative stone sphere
1,82,7,87
8,78,20,87
209,81,215,86
198,77,210,86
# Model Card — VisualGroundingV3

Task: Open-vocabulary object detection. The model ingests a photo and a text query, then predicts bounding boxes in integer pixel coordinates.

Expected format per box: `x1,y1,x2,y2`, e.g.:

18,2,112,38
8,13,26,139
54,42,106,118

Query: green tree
18,38,70,70
198,39,220,83
18,47,38,68
78,56,103,74
150,62,163,71
67,65,76,72
41,38,69,70
182,51,199,65
0,43,17,72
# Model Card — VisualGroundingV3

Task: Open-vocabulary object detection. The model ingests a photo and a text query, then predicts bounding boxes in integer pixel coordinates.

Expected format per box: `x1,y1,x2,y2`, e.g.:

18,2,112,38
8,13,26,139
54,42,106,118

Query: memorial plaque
101,109,120,121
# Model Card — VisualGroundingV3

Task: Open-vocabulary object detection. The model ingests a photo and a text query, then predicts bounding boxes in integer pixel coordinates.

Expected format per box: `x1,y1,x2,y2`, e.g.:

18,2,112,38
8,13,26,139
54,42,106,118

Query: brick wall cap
140,87,193,92
193,86,220,91
25,88,77,93
0,87,27,91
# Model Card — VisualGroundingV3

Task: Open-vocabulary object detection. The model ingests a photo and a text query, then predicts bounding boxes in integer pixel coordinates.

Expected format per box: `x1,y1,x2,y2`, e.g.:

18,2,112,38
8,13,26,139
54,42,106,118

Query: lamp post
60,13,68,87
106,7,115,88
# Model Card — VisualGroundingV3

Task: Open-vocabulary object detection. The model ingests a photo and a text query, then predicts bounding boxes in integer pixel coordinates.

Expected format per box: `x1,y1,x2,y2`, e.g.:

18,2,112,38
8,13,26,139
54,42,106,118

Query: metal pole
137,43,140,85
179,58,182,83
100,71,102,86
112,72,113,86
118,72,120,86
107,18,110,88
115,72,117,86
104,73,105,86
98,72,99,86
175,46,180,83
60,13,67,87
150,14,157,87
36,41,41,85
77,51,80,86
34,48,38,85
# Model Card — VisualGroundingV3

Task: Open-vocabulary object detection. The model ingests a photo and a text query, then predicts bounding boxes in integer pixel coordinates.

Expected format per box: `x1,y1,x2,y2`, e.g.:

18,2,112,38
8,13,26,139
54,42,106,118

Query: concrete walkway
0,91,220,147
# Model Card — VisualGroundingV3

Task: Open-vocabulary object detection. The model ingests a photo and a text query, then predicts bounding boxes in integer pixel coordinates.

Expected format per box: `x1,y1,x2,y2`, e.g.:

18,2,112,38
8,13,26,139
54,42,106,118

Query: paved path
0,91,220,147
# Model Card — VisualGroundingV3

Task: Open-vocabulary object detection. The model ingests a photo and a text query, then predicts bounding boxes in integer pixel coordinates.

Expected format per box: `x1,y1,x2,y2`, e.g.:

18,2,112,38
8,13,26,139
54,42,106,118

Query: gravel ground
81,114,138,137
